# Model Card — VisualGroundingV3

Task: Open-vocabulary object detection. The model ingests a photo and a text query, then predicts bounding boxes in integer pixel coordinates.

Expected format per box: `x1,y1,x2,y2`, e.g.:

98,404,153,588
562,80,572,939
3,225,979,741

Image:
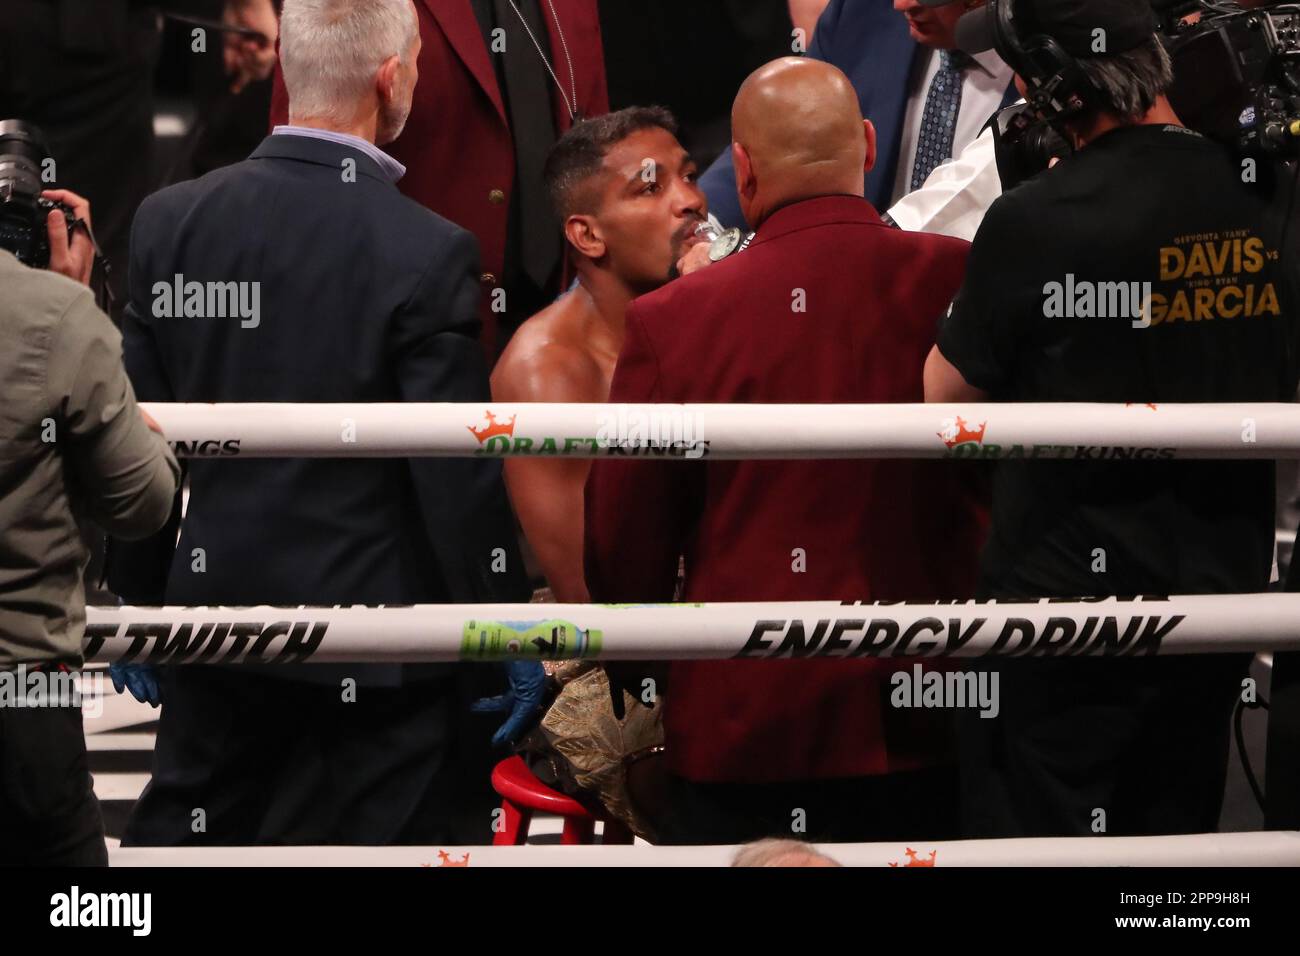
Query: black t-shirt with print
938,124,1299,599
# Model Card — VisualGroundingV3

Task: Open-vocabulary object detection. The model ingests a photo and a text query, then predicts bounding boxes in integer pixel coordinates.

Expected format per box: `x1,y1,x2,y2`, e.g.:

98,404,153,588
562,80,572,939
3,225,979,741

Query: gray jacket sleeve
45,287,181,540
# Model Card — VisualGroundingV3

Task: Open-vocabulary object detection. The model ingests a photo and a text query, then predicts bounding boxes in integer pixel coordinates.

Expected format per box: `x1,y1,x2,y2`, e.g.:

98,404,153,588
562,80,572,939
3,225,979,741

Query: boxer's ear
563,214,605,261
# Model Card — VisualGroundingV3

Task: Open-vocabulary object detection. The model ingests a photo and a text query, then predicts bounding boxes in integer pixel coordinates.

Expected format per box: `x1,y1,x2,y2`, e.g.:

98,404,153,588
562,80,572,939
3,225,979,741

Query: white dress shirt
886,121,1003,242
890,47,1015,207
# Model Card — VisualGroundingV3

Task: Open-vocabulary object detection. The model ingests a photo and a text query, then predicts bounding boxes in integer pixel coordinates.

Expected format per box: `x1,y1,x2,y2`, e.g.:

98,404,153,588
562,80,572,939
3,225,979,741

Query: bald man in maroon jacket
271,0,608,362
584,58,985,845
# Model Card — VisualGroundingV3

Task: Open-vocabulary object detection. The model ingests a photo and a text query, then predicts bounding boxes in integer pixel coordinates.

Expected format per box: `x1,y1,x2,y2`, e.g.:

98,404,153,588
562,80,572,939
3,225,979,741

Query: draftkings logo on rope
467,409,709,459
888,848,937,867
167,438,241,457
937,414,1176,461
937,416,986,450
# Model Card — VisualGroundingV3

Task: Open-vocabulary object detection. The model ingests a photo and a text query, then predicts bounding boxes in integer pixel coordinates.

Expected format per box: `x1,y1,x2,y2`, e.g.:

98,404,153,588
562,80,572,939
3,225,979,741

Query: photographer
924,0,1299,837
0,188,180,865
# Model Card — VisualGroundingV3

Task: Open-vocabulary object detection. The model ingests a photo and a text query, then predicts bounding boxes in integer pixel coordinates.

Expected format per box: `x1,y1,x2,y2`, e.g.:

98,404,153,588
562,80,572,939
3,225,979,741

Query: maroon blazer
584,195,987,784
270,0,609,361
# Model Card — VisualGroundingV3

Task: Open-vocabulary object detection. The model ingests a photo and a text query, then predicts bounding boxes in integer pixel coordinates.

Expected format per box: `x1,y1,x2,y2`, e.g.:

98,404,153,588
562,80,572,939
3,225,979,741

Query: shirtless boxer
486,108,708,836
491,106,709,601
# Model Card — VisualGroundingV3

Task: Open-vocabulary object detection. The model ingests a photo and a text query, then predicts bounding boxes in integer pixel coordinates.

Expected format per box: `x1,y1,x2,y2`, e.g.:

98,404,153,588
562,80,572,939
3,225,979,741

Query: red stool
491,755,635,845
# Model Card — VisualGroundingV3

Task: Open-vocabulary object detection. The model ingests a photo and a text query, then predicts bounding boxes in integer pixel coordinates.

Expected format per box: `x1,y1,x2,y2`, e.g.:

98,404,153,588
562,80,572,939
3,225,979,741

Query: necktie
909,49,969,193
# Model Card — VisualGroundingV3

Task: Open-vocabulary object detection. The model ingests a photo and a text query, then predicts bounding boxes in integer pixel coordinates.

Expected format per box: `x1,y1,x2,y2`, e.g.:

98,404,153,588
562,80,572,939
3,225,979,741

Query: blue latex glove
470,660,546,747
109,662,162,707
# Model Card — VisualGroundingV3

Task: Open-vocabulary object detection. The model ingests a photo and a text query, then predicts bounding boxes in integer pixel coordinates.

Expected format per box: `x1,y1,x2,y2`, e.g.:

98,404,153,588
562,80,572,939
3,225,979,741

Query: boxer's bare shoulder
492,288,615,404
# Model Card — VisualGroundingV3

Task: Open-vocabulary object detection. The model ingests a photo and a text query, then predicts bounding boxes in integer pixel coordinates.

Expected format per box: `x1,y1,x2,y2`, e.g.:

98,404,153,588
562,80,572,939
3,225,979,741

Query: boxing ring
93,401,1300,866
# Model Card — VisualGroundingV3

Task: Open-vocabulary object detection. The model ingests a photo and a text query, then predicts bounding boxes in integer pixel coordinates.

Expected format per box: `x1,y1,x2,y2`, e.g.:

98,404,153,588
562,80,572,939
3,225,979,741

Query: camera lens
0,120,56,267
0,119,50,204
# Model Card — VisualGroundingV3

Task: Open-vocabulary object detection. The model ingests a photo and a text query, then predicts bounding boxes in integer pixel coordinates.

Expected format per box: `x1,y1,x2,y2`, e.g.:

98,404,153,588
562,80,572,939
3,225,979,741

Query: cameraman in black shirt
925,0,1299,838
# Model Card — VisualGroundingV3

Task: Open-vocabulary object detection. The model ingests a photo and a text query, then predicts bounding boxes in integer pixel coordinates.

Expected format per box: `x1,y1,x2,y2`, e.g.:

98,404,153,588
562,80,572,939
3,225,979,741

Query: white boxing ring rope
142,401,1300,459
107,830,1300,867
101,401,1300,864
81,594,1300,664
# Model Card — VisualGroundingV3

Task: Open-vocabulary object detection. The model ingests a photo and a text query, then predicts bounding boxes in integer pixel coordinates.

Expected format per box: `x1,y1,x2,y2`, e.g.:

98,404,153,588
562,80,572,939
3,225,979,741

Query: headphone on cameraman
963,0,1102,129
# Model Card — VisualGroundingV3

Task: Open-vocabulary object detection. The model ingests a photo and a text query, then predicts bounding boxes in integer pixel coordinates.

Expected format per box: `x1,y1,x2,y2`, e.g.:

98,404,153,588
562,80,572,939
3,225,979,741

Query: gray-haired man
113,0,529,846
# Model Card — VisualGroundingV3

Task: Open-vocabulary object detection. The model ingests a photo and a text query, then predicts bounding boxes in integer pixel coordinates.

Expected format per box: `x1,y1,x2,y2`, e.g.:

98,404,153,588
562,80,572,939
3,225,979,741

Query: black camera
0,119,81,268
1161,1,1300,157
983,1,1300,189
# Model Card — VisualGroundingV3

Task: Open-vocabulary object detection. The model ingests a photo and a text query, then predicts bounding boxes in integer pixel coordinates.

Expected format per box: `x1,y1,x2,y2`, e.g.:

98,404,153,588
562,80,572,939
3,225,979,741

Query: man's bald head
730,58,875,227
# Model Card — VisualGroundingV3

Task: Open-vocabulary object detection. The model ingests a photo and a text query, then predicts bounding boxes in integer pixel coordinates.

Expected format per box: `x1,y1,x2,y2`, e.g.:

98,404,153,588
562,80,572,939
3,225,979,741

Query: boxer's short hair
544,106,679,220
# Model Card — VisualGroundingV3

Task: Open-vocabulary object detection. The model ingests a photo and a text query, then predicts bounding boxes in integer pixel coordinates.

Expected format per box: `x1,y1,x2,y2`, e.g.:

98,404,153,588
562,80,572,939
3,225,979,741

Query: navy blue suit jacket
112,134,529,683
699,0,1019,228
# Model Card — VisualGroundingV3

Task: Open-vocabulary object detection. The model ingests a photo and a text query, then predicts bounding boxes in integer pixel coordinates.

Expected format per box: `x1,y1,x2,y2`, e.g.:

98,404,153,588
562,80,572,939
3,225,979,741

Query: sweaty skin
491,288,617,603
496,61,869,595
492,126,705,602
729,57,876,230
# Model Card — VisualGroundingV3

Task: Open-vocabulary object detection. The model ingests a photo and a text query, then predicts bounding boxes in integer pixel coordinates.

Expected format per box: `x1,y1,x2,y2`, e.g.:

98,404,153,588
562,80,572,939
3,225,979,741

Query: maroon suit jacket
270,0,609,361
584,195,987,784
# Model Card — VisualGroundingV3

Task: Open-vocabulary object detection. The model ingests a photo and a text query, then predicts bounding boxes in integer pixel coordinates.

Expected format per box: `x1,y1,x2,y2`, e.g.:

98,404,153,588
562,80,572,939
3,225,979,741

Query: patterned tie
909,49,969,192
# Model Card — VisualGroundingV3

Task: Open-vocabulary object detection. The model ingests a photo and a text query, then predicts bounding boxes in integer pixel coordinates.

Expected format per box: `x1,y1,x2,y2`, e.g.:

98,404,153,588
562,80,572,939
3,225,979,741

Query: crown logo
937,416,987,448
468,411,517,444
888,847,937,868
427,850,469,867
